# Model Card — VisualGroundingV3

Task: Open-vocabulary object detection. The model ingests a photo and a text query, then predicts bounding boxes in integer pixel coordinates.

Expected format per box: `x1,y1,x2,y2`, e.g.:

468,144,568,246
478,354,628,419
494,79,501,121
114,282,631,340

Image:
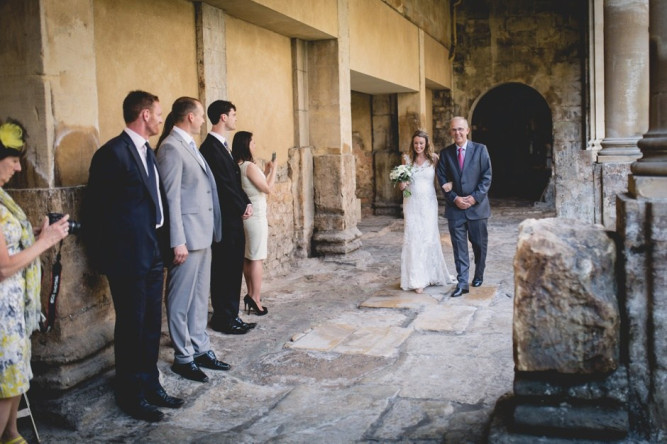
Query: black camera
47,212,82,235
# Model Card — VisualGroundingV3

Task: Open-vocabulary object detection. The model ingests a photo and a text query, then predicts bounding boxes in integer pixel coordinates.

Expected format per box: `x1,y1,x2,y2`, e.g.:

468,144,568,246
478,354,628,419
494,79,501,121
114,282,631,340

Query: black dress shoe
212,321,249,335
235,317,256,330
119,399,164,422
172,361,209,383
472,278,483,287
195,350,231,371
145,387,184,408
451,286,469,297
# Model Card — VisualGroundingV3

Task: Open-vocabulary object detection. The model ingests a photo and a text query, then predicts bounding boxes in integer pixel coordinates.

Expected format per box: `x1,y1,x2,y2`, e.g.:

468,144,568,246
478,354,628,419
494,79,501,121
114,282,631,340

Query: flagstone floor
26,199,554,444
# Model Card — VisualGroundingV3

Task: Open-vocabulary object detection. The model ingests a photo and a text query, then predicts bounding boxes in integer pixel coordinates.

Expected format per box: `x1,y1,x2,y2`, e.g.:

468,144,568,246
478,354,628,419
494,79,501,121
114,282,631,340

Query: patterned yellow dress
0,204,32,398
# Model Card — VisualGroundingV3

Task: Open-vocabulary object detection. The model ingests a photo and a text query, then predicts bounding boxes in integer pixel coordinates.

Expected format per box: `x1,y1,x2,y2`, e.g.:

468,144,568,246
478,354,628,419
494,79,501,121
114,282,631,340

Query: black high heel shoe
244,294,268,316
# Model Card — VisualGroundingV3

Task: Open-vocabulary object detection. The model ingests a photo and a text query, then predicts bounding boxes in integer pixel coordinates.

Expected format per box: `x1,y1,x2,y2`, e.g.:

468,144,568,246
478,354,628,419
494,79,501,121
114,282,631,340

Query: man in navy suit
83,91,183,422
200,100,256,334
436,116,492,297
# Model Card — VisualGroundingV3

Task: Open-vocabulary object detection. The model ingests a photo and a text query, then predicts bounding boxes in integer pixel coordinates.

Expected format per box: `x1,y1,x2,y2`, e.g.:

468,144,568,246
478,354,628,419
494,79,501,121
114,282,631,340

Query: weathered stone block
513,218,619,373
513,403,628,440
513,367,628,404
599,163,631,230
10,186,115,390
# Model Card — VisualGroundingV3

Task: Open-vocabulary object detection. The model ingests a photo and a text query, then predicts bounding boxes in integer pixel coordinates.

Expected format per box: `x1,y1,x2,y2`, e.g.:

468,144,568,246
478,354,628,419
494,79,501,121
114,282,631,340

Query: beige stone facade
0,0,665,437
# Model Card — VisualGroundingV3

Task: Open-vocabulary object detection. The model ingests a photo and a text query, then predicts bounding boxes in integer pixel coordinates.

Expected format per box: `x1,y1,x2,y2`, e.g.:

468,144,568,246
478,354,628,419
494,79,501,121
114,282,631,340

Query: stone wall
351,92,374,216
452,0,592,221
264,165,296,275
9,187,114,392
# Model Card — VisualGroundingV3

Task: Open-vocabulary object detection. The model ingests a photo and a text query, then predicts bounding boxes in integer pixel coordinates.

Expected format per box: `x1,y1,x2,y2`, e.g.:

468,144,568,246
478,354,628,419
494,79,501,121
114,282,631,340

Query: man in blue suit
436,116,492,297
83,91,183,422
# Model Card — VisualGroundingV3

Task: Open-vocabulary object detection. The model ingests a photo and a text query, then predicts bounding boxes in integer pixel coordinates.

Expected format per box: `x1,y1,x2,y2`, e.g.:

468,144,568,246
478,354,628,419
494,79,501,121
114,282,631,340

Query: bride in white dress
399,130,456,293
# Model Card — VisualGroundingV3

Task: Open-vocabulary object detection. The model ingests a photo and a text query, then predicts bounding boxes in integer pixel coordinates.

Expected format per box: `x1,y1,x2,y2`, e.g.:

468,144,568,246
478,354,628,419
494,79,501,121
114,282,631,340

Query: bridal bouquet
390,164,414,197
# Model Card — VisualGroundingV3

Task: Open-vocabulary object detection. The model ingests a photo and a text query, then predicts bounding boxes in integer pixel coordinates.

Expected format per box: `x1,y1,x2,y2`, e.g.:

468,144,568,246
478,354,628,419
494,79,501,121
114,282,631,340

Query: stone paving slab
443,285,498,307
369,352,514,405
159,376,288,434
369,398,455,441
413,304,478,333
287,323,356,351
334,325,413,357
360,290,441,308
404,332,512,360
327,308,409,328
238,383,400,442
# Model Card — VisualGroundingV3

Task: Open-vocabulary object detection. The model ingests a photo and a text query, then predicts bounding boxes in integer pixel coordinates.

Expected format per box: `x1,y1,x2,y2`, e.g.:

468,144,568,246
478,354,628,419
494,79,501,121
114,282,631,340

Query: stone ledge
513,403,628,441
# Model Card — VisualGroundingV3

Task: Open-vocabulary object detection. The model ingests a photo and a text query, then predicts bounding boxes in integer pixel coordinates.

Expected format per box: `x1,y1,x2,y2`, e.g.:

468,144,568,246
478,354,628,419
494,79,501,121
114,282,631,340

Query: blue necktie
144,143,163,226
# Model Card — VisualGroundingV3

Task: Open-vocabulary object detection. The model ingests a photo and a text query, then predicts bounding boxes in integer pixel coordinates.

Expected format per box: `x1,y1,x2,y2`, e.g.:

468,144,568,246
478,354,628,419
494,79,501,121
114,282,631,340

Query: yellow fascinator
0,119,27,153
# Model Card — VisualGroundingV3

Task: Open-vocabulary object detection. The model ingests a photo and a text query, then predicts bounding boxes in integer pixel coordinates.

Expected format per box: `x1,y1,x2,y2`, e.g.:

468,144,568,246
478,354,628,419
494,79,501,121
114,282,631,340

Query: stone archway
471,83,553,201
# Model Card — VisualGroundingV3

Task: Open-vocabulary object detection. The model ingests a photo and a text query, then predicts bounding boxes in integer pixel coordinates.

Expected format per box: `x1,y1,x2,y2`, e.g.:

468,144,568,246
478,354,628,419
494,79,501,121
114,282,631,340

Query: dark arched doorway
471,83,553,201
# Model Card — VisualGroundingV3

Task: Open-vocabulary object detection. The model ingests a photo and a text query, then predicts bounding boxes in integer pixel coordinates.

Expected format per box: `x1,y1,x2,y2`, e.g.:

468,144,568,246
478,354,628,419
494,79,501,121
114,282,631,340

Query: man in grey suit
156,97,229,383
436,116,492,297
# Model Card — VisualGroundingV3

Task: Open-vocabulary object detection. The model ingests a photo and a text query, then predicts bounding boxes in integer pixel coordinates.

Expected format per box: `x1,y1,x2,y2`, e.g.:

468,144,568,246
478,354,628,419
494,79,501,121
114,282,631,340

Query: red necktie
458,147,464,169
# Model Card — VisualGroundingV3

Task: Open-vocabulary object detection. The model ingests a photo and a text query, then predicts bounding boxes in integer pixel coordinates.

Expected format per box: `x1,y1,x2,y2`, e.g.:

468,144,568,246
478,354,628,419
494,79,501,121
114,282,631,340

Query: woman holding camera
232,131,275,316
0,119,70,444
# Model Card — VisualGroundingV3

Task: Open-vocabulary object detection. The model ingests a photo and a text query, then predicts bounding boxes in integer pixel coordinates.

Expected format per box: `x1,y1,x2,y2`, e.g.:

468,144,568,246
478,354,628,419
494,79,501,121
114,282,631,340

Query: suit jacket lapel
122,132,155,193
173,131,208,171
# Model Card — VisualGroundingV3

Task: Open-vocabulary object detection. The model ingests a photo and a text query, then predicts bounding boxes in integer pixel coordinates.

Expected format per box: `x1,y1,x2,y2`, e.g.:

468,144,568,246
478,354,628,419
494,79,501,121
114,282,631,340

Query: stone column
596,0,649,229
0,0,114,393
587,0,605,154
309,0,361,254
397,30,427,151
290,39,315,257
196,1,227,138
372,95,401,216
619,1,667,438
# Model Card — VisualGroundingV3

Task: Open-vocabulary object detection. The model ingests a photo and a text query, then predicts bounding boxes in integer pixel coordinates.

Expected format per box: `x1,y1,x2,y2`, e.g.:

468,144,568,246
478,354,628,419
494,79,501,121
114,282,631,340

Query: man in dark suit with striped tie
83,90,182,422
436,116,493,297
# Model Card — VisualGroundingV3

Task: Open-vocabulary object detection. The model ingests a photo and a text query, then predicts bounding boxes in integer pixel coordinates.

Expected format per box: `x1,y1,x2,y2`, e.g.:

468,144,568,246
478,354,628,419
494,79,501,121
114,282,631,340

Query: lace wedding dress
400,156,456,290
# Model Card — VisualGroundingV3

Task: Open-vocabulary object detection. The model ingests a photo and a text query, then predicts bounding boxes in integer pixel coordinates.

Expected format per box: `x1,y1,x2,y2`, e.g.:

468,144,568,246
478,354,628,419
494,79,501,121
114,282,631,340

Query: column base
628,174,667,198
312,227,362,255
597,137,642,163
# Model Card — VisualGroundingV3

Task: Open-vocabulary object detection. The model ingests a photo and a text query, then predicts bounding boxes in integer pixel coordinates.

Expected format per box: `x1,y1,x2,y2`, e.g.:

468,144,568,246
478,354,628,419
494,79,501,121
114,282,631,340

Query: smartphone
271,152,276,161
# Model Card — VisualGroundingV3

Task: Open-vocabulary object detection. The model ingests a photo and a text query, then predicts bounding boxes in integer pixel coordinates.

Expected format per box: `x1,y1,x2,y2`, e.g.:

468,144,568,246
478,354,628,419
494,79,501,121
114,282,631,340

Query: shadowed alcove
471,83,553,201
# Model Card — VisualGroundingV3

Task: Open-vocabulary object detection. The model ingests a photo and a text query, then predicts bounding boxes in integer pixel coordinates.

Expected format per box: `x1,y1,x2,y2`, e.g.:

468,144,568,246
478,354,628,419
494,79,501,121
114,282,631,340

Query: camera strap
39,241,62,333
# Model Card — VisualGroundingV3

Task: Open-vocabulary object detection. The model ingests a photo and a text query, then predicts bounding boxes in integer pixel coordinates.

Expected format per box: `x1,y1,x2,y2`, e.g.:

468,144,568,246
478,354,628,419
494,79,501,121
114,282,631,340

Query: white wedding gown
400,157,456,290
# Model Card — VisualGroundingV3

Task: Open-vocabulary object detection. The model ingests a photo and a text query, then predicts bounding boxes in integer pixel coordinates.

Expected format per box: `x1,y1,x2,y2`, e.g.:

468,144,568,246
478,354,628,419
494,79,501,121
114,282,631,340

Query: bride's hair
409,129,436,165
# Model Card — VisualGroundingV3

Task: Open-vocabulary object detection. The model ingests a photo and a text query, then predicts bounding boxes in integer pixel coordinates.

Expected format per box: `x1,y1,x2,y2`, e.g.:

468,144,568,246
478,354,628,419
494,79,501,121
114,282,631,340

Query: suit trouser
166,247,212,364
447,217,488,287
107,249,163,405
210,229,245,325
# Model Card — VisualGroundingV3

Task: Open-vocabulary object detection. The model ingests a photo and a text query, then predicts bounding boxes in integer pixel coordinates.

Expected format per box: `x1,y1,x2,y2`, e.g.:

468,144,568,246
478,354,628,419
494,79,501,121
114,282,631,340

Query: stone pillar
372,95,401,216
596,0,649,229
290,39,314,257
0,0,114,393
196,2,227,137
619,1,667,439
309,0,361,255
587,0,605,154
631,0,667,184
397,30,427,151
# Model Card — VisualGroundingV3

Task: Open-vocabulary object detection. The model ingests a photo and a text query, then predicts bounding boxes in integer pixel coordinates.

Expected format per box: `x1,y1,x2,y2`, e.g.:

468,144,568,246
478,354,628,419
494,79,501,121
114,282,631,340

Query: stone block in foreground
513,218,619,374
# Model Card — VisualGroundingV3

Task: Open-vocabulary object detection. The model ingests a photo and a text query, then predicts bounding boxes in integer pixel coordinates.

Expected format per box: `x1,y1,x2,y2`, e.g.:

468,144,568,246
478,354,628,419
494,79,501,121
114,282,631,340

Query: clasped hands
454,195,476,209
